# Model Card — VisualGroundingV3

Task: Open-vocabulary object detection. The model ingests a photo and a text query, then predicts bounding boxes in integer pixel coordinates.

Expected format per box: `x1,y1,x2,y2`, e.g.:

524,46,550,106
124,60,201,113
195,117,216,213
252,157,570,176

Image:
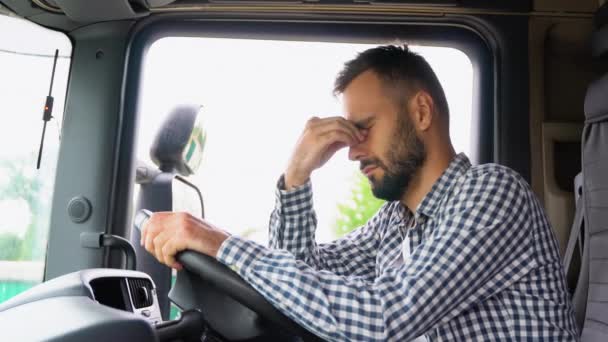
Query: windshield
0,13,72,303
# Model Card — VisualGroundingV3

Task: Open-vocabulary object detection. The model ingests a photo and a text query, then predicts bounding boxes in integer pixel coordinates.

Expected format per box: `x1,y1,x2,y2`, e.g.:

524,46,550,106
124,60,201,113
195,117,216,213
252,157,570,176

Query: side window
0,13,71,302
135,38,473,244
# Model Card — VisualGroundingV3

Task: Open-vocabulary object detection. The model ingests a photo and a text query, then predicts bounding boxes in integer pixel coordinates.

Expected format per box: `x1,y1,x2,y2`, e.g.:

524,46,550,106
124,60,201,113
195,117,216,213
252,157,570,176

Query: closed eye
353,117,374,130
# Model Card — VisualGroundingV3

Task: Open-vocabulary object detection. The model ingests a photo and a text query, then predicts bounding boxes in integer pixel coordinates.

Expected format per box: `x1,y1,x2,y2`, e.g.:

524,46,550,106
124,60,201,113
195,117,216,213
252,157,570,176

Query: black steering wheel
134,210,324,341
172,251,324,341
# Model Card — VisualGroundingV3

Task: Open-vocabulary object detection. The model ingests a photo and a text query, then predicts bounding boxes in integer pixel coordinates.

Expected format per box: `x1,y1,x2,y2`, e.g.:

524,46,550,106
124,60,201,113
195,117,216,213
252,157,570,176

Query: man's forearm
268,176,318,258
268,175,380,278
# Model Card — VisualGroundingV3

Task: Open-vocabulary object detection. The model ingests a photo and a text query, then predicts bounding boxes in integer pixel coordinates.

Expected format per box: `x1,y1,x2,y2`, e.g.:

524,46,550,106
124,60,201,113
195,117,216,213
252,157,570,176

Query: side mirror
149,104,206,176
134,104,207,320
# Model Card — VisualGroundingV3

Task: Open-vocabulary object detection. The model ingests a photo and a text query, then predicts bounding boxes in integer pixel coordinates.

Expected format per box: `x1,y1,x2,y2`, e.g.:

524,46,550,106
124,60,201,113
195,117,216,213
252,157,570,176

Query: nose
348,143,366,161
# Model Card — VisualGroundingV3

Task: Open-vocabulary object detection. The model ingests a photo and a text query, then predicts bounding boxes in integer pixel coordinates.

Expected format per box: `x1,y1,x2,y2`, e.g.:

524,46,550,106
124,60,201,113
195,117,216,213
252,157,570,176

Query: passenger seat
564,3,608,340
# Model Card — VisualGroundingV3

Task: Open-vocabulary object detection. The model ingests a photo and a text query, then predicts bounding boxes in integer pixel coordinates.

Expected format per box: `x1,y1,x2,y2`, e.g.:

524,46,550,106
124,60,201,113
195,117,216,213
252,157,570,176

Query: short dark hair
334,44,449,119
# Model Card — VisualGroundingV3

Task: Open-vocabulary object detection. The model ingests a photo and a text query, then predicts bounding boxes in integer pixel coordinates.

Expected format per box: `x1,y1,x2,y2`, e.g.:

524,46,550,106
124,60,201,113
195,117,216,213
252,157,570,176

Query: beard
361,113,426,201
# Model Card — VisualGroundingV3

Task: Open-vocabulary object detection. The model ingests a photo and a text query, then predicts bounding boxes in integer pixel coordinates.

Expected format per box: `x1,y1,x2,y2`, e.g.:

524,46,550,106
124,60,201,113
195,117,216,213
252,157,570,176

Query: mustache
360,158,386,172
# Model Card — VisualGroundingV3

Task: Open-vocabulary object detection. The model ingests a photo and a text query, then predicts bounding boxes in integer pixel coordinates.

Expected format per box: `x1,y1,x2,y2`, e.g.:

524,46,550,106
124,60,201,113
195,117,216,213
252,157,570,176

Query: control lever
155,310,212,342
134,209,153,233
134,210,218,341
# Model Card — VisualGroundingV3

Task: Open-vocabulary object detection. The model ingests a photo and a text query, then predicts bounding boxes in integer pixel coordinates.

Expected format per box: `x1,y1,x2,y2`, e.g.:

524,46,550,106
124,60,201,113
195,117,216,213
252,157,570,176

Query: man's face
343,70,426,201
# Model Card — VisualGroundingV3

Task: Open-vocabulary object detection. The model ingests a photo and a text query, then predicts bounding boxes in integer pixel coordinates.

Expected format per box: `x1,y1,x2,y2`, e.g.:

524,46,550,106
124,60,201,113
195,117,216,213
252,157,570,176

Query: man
141,45,578,341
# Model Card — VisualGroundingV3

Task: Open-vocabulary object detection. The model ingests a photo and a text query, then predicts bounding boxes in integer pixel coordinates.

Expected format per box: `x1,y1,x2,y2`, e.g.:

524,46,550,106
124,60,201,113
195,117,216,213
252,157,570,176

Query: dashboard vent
127,278,154,309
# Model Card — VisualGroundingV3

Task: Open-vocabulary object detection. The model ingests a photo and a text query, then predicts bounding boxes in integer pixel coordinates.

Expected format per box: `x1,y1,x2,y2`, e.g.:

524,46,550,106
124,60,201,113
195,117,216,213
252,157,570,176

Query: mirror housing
149,104,206,177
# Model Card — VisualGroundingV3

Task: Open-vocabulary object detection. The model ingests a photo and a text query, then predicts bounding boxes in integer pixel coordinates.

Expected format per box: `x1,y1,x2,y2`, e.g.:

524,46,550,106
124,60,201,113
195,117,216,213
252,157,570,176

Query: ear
409,91,434,132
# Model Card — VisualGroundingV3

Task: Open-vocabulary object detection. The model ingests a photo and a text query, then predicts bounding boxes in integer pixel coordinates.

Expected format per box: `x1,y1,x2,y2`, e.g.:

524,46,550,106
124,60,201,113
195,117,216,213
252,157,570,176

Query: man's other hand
285,116,365,190
140,212,230,270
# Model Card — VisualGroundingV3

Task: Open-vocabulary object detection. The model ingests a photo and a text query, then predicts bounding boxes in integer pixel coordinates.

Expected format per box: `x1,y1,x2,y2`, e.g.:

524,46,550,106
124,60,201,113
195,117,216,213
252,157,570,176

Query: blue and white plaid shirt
217,153,578,341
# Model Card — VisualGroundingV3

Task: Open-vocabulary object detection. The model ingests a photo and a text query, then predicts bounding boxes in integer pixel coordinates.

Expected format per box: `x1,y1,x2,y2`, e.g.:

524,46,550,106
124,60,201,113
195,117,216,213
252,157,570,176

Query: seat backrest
579,74,608,342
563,4,608,340
575,6,608,338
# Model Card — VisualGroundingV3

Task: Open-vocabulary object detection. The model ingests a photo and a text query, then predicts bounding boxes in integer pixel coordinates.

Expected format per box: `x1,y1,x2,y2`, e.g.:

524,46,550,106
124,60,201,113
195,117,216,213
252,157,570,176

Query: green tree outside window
333,172,385,238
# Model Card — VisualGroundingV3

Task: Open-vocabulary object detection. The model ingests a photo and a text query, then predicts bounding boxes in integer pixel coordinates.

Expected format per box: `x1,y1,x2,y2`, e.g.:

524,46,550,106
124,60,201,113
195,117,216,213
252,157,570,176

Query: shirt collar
415,153,471,219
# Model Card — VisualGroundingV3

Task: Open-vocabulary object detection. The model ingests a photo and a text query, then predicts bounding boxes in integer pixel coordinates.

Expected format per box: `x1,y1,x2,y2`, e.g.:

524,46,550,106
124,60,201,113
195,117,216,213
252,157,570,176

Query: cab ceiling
0,0,600,33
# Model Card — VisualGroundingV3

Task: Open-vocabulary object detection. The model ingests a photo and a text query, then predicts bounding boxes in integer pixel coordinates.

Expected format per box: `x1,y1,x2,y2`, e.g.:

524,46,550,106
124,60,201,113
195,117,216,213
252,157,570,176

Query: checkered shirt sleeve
266,176,383,281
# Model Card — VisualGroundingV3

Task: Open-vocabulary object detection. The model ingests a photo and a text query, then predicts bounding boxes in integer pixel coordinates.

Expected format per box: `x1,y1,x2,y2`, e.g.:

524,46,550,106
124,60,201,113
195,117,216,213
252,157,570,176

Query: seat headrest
595,2,608,30
592,3,608,57
592,26,608,58
584,73,608,121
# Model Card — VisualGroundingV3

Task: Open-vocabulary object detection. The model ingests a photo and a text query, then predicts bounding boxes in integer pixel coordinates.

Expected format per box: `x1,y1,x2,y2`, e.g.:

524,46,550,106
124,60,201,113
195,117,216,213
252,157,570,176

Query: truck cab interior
0,0,607,341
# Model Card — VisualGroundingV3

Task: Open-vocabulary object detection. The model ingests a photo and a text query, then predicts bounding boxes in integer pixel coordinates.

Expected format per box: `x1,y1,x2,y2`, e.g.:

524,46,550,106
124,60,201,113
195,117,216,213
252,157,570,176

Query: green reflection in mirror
182,107,206,175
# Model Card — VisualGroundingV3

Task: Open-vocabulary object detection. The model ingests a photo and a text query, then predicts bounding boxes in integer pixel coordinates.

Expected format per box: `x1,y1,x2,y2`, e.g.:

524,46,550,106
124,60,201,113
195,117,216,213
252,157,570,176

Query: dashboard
0,263,318,341
0,269,164,341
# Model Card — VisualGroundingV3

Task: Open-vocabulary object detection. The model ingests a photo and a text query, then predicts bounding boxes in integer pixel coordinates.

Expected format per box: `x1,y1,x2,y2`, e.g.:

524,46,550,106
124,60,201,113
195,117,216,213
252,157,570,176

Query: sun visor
51,0,176,22
146,0,178,5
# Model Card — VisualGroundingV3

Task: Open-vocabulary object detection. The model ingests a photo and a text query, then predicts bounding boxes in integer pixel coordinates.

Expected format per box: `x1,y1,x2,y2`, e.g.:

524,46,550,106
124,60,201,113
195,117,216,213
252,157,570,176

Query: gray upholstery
564,7,608,336
578,72,608,341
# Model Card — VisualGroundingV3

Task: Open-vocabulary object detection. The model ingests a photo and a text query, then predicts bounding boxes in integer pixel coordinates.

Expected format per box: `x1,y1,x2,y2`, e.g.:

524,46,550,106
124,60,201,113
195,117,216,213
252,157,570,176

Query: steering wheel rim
170,250,324,341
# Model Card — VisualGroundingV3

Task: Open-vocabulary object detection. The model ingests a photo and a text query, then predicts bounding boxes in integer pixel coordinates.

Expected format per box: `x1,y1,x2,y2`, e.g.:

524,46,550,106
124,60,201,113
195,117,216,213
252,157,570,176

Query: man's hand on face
285,116,366,190
140,212,230,270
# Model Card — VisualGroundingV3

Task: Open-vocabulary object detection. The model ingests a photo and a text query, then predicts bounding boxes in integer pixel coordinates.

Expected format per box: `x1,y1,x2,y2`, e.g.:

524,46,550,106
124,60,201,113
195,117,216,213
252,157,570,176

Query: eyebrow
352,116,375,129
